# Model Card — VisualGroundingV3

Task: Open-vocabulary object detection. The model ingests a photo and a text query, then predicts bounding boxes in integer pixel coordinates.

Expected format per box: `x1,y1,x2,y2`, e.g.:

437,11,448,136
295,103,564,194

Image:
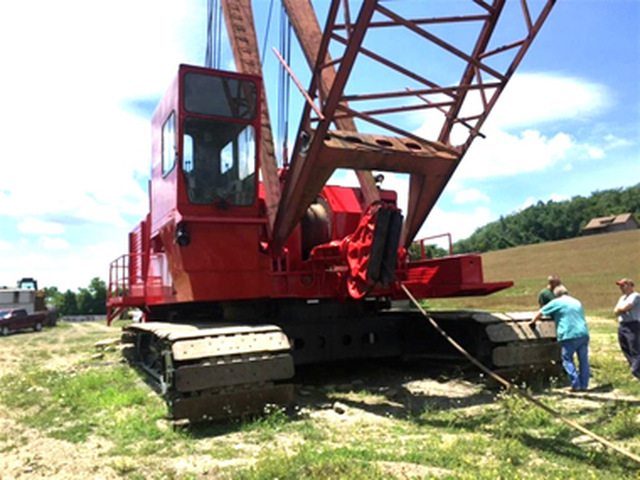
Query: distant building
582,213,639,235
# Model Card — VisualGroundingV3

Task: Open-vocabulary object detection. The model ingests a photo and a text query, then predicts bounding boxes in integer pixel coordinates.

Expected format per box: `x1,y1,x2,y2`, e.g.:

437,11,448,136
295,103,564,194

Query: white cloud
519,197,536,210
452,188,490,204
489,73,610,130
413,73,610,145
412,73,612,182
39,237,71,251
455,128,574,179
328,169,359,188
0,0,198,232
588,147,604,159
416,206,494,244
18,218,65,236
549,193,568,202
0,238,126,291
0,0,200,290
602,134,633,150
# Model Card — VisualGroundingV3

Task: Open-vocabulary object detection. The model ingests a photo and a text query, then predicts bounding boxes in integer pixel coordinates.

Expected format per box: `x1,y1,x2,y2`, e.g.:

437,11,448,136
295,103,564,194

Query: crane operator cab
181,73,257,207
152,65,261,211
148,65,267,304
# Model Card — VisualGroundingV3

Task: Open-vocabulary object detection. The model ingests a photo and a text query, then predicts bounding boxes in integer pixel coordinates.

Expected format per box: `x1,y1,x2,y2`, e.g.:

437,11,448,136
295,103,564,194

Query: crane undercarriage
121,301,560,421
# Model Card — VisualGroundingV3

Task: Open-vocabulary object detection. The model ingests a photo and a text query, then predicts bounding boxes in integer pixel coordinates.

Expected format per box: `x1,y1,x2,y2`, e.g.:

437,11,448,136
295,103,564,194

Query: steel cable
261,0,276,66
400,282,640,466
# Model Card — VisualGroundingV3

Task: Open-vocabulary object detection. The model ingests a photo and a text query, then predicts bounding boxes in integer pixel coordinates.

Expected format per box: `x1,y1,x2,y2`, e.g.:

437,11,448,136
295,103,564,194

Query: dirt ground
0,322,637,479
0,352,481,479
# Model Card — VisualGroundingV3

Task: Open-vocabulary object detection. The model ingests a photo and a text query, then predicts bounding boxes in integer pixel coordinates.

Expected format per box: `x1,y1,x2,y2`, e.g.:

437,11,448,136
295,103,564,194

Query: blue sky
0,0,638,291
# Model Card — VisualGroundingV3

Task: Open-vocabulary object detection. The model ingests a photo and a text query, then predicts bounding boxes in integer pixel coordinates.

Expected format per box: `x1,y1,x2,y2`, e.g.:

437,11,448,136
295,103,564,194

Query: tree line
452,184,640,254
44,277,107,316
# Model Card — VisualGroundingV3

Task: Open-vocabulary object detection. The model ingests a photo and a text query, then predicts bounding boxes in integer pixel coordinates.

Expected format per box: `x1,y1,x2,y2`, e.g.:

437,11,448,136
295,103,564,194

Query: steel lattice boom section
271,0,556,251
221,0,282,229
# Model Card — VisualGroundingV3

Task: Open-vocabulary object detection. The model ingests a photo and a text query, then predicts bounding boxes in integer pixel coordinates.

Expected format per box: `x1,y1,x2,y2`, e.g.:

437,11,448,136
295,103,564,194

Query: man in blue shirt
530,285,590,391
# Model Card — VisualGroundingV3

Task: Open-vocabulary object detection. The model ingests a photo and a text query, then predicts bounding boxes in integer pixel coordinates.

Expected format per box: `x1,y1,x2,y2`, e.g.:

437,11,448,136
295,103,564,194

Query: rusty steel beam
271,0,379,252
272,47,326,120
221,0,281,230
402,0,505,246
330,34,450,99
460,0,556,152
341,82,502,103
376,4,507,83
334,104,460,153
281,0,380,206
335,14,491,29
282,0,355,129
318,131,458,174
437,0,507,145
333,100,455,120
402,0,556,246
268,0,555,250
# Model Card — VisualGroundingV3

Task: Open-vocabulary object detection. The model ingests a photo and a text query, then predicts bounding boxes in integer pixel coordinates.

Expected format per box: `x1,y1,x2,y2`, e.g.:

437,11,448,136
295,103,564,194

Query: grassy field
429,229,640,316
0,230,639,479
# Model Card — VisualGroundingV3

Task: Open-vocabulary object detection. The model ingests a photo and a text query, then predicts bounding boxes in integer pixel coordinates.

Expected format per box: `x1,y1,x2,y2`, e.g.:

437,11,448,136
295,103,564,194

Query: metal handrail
108,253,146,299
413,233,453,259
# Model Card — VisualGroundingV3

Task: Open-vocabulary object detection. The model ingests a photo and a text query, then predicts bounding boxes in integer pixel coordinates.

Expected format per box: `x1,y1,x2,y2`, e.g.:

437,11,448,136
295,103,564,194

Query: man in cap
614,278,640,379
538,275,561,307
531,285,590,391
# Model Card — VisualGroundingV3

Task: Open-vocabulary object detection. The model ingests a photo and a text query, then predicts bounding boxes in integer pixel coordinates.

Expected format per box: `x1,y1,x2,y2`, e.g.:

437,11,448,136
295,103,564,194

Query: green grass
0,364,163,445
229,399,637,480
231,442,388,480
429,229,640,313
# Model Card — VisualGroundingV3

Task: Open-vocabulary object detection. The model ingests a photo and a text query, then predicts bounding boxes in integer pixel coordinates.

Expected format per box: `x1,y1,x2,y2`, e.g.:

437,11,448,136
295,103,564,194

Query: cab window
184,74,257,120
162,112,176,176
182,118,256,206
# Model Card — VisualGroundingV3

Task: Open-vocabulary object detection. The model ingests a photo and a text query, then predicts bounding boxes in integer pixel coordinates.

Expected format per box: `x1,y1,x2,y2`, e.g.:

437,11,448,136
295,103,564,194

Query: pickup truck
0,309,49,336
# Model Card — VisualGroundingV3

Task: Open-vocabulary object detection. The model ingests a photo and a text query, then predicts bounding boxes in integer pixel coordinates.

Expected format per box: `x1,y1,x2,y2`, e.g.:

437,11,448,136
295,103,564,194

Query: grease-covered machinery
107,0,559,420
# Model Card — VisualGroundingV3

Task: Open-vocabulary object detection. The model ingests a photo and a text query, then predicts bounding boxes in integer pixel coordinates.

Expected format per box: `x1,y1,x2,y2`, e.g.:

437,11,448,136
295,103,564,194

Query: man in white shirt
614,278,640,379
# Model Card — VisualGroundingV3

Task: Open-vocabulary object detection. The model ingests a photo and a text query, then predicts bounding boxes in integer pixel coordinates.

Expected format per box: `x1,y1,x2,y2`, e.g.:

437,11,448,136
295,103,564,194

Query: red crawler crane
108,0,559,420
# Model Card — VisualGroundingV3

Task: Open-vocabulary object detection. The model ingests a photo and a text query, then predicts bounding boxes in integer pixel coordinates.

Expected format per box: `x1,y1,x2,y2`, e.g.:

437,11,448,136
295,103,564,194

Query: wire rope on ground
400,282,640,466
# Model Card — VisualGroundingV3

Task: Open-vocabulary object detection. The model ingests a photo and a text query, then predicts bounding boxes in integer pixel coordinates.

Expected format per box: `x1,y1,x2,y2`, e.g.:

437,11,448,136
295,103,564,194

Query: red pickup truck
0,309,49,336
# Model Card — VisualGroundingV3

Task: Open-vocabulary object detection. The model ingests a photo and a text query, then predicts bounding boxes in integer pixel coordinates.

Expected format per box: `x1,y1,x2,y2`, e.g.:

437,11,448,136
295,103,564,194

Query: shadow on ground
290,358,499,418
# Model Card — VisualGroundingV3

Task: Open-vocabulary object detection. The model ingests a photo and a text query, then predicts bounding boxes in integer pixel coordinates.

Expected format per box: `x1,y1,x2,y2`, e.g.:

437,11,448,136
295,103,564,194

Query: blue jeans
560,336,590,391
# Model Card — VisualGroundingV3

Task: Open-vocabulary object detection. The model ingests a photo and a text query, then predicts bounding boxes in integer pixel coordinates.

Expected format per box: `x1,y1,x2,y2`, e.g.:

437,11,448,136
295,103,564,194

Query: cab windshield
182,118,256,206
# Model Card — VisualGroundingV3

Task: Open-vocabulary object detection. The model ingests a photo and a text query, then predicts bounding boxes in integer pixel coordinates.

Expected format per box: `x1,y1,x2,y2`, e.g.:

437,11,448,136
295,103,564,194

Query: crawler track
122,322,294,421
423,311,562,382
121,308,560,420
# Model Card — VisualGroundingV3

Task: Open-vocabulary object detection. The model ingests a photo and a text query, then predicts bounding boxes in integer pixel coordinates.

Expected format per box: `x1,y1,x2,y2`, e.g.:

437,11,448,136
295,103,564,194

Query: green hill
453,184,640,253
429,229,640,315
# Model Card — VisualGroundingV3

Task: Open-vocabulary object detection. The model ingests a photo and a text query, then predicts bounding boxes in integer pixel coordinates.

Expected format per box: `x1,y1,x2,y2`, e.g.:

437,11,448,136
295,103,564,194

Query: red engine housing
107,66,511,324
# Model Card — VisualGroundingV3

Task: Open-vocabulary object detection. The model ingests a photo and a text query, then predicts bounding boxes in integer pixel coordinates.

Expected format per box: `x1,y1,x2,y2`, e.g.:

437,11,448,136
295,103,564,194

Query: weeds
231,444,387,480
2,315,640,479
599,402,640,439
0,363,178,453
494,390,554,437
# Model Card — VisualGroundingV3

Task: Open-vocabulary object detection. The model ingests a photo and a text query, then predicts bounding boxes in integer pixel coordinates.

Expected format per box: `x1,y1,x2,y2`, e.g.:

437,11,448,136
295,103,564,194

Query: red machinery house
108,65,509,324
